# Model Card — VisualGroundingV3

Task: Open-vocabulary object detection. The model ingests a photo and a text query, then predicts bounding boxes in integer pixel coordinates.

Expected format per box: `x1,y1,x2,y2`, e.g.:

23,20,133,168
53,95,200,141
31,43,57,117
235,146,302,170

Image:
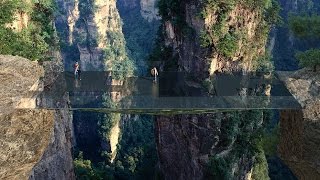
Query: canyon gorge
0,0,319,180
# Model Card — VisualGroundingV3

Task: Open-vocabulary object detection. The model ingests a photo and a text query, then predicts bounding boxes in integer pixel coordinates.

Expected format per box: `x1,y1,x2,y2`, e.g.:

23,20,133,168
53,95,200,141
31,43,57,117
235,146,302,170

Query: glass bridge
19,71,301,114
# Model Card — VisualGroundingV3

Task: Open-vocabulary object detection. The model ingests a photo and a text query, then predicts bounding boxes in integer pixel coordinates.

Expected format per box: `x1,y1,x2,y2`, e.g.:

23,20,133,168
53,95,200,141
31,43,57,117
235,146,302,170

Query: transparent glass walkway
23,71,301,113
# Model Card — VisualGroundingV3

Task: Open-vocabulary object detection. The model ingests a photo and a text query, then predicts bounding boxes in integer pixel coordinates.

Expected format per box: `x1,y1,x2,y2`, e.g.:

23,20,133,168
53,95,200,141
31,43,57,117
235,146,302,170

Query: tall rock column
155,0,278,179
278,70,320,179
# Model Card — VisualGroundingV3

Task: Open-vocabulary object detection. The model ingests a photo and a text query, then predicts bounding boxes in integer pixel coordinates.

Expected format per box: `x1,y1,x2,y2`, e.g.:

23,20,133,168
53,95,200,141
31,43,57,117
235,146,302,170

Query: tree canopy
0,0,56,61
295,49,320,71
289,15,320,38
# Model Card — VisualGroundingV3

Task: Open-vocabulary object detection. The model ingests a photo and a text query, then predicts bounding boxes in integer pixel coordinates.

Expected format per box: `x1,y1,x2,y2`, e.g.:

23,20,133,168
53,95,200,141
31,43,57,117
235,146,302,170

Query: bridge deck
17,71,301,113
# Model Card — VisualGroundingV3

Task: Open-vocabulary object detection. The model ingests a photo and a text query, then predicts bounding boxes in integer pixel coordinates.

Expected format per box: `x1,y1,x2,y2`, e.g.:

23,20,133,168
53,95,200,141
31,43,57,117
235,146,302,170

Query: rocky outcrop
0,55,51,180
28,54,75,180
0,55,75,180
29,107,75,180
0,109,55,180
161,1,273,78
155,115,219,179
55,0,130,71
0,55,43,116
140,0,160,22
155,112,266,180
117,0,159,22
278,69,320,179
155,1,275,179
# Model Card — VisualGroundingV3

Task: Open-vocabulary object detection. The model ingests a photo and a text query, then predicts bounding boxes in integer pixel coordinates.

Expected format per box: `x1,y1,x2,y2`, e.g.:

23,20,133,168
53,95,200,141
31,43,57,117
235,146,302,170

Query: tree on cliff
0,0,55,61
289,15,320,71
295,49,320,72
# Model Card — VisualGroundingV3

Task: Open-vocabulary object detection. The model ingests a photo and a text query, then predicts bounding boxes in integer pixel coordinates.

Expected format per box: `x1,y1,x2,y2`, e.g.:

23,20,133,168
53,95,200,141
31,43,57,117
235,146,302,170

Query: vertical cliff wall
0,55,75,180
0,0,76,178
278,70,320,179
55,0,133,74
28,54,75,180
117,0,159,22
71,0,160,170
155,111,269,180
29,108,75,180
54,0,136,169
117,0,160,74
0,56,52,179
154,0,278,179
157,0,277,78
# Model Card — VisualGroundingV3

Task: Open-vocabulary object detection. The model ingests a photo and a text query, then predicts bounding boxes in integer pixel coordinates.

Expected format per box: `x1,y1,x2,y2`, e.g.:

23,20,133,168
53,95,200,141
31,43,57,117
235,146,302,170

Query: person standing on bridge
151,67,158,83
74,61,79,78
77,65,82,80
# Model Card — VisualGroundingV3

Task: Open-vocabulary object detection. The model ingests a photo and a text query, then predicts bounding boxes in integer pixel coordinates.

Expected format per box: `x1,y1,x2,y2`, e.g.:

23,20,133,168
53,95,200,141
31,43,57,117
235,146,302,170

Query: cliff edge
277,69,320,179
0,55,75,180
0,55,53,180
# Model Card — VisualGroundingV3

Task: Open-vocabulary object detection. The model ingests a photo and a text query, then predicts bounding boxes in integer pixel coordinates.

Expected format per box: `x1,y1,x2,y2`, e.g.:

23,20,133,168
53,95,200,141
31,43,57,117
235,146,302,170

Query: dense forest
0,0,56,60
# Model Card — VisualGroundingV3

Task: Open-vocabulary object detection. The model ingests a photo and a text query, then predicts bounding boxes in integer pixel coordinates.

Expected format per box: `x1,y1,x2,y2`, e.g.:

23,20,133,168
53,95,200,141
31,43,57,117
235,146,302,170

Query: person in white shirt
151,67,158,83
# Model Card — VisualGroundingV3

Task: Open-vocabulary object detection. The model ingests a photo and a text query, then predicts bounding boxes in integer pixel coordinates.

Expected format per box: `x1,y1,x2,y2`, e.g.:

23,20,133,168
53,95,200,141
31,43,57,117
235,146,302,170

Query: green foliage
157,0,193,37
199,0,280,65
74,152,109,180
78,0,95,17
0,0,56,61
0,0,18,25
261,124,279,157
254,53,275,72
158,0,182,21
208,110,271,179
216,32,238,58
252,145,270,180
295,48,320,71
200,0,236,48
264,0,282,25
118,6,160,74
113,116,158,179
289,15,320,38
77,115,158,179
98,113,120,142
202,77,216,94
200,31,212,48
104,31,135,80
111,58,135,80
207,156,232,180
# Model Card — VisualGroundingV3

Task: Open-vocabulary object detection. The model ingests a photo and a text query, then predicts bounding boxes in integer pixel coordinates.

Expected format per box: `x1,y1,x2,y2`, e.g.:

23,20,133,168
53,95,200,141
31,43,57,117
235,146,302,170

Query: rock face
140,0,160,22
155,112,266,180
0,109,55,180
155,115,219,179
28,54,75,180
161,1,272,77
0,55,43,116
0,55,51,180
155,1,275,179
117,0,160,22
55,0,130,71
29,98,75,180
0,55,75,180
278,69,320,179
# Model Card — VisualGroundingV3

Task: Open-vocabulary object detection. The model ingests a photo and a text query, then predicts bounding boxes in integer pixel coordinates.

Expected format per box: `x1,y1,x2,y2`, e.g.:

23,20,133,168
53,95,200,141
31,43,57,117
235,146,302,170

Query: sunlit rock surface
0,55,51,180
0,110,55,180
278,69,320,179
0,55,75,180
0,55,43,116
